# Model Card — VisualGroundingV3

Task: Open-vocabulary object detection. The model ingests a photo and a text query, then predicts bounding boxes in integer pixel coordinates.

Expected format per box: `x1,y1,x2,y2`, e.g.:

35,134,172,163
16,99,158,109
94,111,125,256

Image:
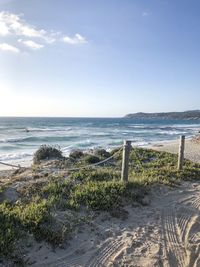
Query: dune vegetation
0,145,200,265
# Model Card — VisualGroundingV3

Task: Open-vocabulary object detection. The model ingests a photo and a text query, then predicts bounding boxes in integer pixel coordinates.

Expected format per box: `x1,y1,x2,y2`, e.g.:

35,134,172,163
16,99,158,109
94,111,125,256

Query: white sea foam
27,127,72,132
0,152,32,161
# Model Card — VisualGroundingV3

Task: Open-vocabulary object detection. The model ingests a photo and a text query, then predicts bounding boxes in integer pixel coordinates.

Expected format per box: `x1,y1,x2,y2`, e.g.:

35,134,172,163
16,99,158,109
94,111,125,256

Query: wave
26,127,72,132
0,152,32,161
0,137,32,143
170,124,200,129
128,125,199,132
0,135,79,144
0,118,199,166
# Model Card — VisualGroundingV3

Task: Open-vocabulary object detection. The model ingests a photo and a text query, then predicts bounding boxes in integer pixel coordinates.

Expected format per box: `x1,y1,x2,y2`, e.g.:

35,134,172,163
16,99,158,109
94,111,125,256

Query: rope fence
0,146,123,171
66,146,123,172
0,161,22,169
0,135,187,180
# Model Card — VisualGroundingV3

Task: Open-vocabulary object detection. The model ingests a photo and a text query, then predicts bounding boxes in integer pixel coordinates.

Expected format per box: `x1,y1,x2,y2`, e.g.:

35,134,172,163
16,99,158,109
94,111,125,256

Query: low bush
94,149,110,158
0,202,21,258
109,147,123,161
43,180,73,209
84,154,100,164
33,145,63,164
67,181,127,210
69,168,120,182
69,150,84,160
0,199,69,260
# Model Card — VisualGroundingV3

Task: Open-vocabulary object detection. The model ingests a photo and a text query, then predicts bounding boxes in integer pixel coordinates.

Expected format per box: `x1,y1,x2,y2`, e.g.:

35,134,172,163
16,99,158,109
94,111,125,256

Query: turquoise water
0,117,199,165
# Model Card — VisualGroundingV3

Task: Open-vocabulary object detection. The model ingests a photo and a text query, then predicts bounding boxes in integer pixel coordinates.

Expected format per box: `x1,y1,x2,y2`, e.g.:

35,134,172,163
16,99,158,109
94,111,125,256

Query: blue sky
0,0,200,117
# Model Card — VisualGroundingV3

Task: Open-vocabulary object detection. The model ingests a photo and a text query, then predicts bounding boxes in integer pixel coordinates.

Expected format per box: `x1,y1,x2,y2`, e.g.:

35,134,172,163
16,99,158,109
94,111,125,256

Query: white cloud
0,43,19,53
18,39,44,50
63,33,87,45
0,20,10,36
0,11,88,53
0,11,56,43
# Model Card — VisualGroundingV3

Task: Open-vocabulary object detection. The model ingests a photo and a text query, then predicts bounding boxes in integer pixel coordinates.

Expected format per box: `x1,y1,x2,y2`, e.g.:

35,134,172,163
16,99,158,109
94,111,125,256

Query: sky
0,0,200,117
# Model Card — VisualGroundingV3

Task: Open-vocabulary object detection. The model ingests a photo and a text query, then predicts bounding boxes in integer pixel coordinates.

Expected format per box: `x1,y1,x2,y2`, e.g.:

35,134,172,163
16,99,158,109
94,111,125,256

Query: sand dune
1,139,199,267
26,181,200,267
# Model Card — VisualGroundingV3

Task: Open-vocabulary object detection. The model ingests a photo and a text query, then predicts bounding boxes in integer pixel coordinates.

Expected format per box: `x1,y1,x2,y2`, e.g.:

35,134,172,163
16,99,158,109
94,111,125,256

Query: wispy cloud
18,39,44,50
0,42,19,53
0,11,88,53
0,11,56,42
63,34,87,45
142,11,152,17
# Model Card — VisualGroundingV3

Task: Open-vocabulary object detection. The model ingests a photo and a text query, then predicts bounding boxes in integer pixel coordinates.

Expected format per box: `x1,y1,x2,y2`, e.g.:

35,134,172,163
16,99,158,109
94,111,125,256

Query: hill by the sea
124,110,200,120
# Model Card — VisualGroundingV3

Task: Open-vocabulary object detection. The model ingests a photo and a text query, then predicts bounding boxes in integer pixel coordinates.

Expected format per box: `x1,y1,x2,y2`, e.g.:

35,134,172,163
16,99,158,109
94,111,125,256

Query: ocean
0,117,200,168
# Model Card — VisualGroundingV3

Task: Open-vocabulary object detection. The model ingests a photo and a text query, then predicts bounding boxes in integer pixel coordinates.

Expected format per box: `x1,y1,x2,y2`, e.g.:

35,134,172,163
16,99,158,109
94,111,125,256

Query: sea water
0,117,200,168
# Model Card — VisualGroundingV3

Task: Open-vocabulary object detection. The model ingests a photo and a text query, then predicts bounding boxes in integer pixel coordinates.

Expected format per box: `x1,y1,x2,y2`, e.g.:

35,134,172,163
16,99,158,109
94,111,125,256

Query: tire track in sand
86,238,124,267
161,208,188,267
161,201,200,267
36,255,85,267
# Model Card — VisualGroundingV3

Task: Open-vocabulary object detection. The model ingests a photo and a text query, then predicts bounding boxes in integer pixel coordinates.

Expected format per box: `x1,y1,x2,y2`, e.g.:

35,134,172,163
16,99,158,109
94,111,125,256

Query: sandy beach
150,138,200,163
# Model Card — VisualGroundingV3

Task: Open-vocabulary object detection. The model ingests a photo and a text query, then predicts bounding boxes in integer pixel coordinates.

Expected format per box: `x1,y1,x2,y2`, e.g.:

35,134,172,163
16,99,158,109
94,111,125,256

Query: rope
0,161,22,169
67,146,123,172
0,146,123,171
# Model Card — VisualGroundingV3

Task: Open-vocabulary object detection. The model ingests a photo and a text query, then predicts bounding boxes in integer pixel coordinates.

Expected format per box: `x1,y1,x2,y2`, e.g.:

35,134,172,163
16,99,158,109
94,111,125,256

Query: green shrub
33,145,63,164
0,199,68,260
43,180,73,209
68,181,126,210
94,149,110,158
69,150,84,159
0,200,51,258
0,202,21,258
70,168,120,182
21,201,68,246
84,154,100,164
14,200,49,227
130,148,177,168
110,147,122,161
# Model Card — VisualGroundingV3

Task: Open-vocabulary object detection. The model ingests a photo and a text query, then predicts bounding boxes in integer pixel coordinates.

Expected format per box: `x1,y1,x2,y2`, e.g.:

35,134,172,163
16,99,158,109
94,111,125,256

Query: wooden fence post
178,135,185,171
121,140,132,182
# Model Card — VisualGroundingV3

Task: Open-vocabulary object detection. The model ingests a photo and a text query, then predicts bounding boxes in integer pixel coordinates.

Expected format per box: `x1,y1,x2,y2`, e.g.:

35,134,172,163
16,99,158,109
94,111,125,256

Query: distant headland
124,110,200,120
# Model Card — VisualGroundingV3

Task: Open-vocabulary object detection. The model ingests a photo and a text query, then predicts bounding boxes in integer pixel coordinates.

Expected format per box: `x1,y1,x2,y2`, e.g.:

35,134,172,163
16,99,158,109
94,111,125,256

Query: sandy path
28,181,200,267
